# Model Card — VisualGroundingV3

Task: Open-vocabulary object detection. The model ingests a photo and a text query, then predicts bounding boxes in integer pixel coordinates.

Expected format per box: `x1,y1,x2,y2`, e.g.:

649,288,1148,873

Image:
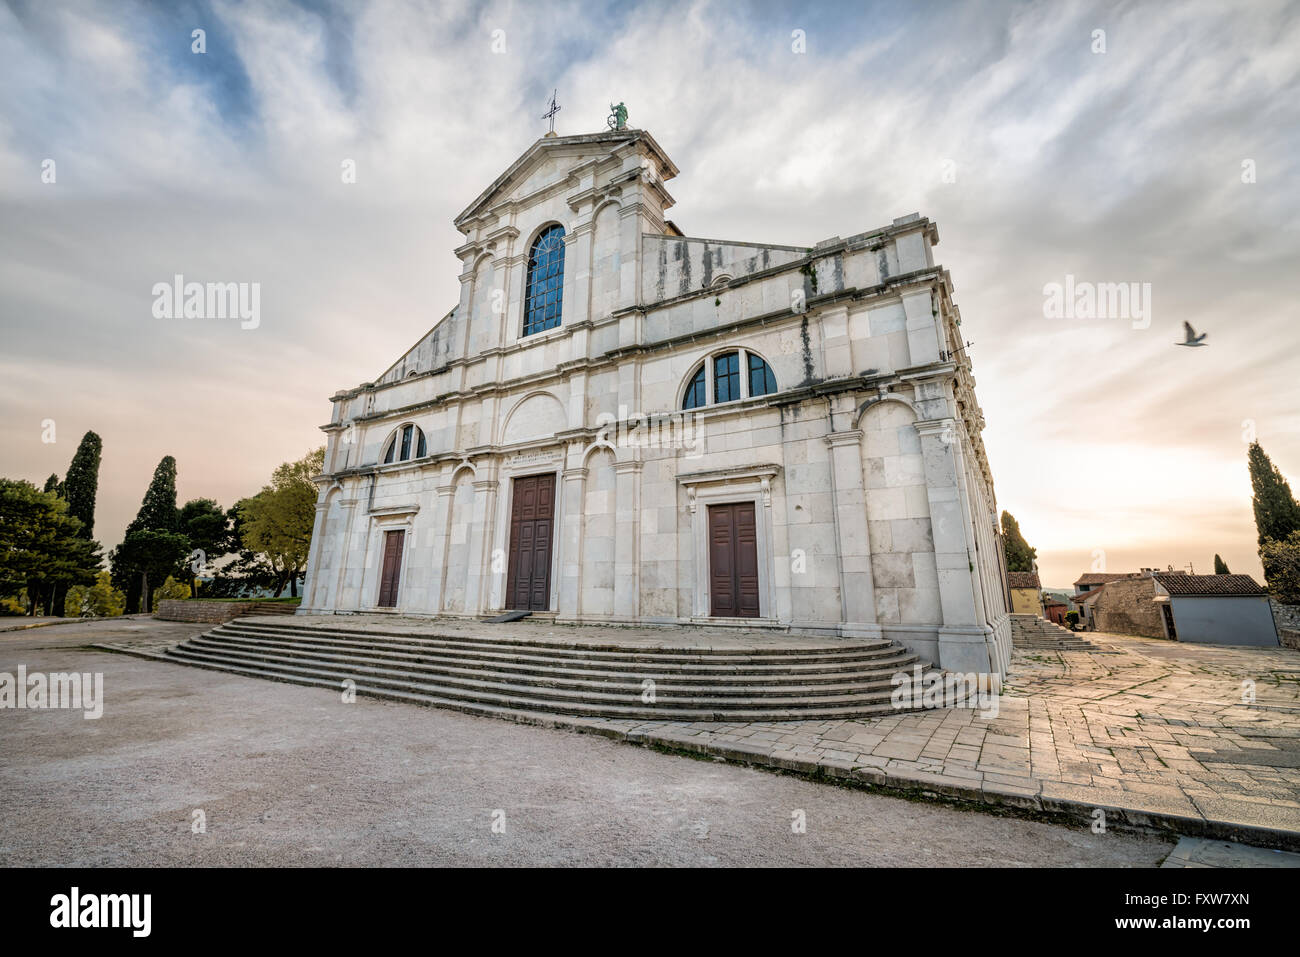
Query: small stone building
301,127,1012,675
1088,575,1166,638
1154,574,1278,647
1007,571,1042,616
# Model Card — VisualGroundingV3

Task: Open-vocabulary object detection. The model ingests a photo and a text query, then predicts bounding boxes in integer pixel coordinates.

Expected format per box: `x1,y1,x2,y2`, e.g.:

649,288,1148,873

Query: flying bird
1176,321,1208,347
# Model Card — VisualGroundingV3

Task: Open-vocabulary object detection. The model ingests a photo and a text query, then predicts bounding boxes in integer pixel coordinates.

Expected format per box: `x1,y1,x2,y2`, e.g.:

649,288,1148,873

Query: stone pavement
1161,836,1300,867
577,632,1300,849
97,618,1300,850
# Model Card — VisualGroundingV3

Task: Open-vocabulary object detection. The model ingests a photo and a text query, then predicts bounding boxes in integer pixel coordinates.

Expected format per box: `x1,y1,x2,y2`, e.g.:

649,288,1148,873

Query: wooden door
377,529,405,608
505,473,556,611
708,503,760,618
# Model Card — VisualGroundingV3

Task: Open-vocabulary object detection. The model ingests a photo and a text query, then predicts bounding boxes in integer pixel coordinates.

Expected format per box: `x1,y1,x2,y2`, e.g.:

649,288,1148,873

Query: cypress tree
1001,510,1038,573
1248,442,1300,547
63,431,102,538
130,456,179,533
1213,554,1230,575
115,456,181,613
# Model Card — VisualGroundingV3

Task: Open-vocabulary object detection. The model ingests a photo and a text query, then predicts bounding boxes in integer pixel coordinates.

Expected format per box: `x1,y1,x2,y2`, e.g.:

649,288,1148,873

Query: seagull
1177,321,1208,347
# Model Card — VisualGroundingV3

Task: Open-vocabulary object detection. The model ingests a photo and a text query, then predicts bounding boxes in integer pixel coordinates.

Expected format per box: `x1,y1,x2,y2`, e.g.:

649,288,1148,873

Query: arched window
683,365,707,410
747,353,777,397
681,349,779,409
382,424,426,464
523,224,566,337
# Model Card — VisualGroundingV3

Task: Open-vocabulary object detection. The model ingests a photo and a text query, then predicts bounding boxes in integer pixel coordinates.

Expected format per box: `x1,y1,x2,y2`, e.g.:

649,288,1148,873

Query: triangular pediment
454,129,677,230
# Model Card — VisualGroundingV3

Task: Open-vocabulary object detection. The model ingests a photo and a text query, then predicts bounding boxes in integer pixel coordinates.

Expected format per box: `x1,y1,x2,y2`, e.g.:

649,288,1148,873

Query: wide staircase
1010,614,1098,651
163,617,942,722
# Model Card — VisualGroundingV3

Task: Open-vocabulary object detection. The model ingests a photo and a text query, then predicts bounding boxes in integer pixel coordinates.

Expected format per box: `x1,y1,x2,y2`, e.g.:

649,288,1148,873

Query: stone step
168,643,914,710
159,618,960,721
162,647,910,721
182,635,921,698
192,633,921,689
210,622,909,673
225,618,895,661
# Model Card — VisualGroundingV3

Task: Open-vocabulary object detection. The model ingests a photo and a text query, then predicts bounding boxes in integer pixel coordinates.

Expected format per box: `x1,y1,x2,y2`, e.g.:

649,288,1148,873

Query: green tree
237,448,324,597
63,431,103,537
64,569,126,618
1260,531,1300,605
1248,442,1300,547
132,456,179,533
113,528,190,612
177,498,232,597
112,456,180,612
1213,554,1230,575
51,430,104,614
0,479,101,615
150,575,191,610
1001,510,1037,573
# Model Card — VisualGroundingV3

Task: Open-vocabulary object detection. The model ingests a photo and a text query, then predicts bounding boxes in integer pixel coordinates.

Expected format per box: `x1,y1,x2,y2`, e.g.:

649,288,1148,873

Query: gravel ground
0,622,1174,867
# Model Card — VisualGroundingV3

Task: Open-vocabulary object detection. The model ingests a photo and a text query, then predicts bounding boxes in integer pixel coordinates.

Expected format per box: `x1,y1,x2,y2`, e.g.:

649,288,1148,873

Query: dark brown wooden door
377,529,405,608
708,503,760,618
505,473,556,611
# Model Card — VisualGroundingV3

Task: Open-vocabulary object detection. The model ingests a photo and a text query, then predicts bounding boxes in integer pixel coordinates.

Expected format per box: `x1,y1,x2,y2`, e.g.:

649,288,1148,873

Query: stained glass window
523,225,566,336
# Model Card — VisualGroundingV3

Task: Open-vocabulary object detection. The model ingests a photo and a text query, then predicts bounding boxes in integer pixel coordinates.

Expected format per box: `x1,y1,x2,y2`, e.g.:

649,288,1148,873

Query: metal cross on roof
542,89,561,133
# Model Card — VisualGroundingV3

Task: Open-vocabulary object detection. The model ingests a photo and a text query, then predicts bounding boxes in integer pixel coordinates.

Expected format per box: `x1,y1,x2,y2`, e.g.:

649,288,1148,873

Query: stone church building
301,127,1013,676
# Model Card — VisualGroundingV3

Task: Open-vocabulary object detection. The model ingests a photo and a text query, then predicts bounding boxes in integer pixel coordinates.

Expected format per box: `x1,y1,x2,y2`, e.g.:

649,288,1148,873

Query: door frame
503,469,559,612
377,528,406,608
364,506,418,612
679,469,778,621
706,501,761,618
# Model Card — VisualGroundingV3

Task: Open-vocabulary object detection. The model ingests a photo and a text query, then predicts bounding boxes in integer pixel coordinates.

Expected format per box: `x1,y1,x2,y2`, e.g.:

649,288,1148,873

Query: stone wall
1279,629,1300,652
1272,600,1300,633
155,600,256,623
1091,576,1166,638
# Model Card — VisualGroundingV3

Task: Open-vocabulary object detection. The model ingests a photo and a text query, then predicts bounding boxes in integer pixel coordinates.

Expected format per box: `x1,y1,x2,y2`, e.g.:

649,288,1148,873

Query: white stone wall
302,131,1010,675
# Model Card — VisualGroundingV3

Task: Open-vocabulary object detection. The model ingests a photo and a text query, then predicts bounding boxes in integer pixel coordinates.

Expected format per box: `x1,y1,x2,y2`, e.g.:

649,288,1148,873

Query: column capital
825,429,864,448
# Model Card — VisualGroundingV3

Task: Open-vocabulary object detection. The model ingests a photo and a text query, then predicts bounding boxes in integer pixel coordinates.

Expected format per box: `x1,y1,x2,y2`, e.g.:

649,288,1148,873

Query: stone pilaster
915,418,994,673
428,481,457,614
300,497,330,611
613,459,642,619
825,429,881,639
556,463,588,622
465,477,498,615
903,288,940,366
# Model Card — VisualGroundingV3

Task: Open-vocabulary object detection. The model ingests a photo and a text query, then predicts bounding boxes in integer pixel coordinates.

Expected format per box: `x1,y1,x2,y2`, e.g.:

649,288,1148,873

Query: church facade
300,127,1013,676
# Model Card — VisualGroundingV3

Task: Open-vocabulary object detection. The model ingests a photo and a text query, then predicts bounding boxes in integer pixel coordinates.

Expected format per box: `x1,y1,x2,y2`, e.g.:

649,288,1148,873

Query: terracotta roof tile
1008,572,1041,589
1154,573,1267,597
1073,573,1133,586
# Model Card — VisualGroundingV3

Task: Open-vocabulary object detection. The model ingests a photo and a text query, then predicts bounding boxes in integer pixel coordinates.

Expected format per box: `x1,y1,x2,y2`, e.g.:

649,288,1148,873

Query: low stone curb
0,614,151,633
93,641,1300,854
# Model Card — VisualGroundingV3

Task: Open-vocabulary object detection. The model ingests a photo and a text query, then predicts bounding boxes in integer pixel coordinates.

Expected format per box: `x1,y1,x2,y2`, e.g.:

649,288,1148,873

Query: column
300,496,330,612
465,477,498,615
613,459,642,620
825,429,881,639
429,481,456,614
916,418,993,673
556,461,588,622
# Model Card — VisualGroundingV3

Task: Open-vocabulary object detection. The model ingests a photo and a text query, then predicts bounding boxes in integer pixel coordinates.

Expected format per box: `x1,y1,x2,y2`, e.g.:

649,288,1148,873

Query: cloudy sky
1,0,1297,588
